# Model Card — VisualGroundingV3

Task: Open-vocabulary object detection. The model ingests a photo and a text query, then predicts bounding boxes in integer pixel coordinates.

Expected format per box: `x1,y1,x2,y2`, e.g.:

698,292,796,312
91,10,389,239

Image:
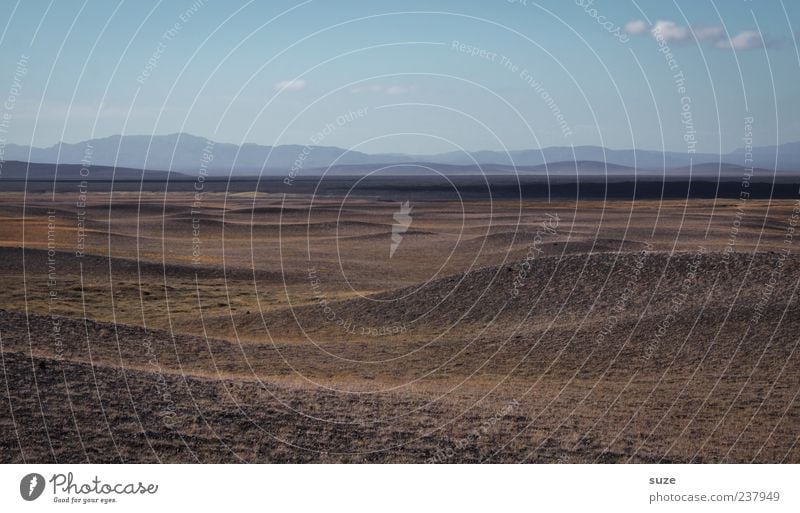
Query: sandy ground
0,191,798,463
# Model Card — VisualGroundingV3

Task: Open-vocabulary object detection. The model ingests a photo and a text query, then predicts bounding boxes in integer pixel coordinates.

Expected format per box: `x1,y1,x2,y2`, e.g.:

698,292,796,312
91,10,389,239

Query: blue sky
1,0,798,154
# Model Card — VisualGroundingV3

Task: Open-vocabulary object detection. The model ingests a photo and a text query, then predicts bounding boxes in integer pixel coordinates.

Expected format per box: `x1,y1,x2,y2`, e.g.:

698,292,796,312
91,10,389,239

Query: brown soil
1,192,798,463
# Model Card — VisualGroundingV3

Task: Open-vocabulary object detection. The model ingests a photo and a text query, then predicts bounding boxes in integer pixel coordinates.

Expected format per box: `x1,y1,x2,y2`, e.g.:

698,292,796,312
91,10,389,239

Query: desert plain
1,188,799,463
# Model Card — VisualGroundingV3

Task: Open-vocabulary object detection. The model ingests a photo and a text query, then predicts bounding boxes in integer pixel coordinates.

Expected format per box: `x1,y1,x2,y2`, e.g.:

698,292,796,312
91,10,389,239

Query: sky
0,0,798,155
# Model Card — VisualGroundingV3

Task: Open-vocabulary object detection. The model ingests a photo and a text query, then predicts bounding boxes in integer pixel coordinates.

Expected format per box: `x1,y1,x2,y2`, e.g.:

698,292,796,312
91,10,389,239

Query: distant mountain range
2,159,792,184
3,133,799,176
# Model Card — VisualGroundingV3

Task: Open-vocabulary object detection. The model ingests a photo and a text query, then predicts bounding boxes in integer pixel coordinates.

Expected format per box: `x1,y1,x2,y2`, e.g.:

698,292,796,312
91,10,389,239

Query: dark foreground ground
1,191,799,463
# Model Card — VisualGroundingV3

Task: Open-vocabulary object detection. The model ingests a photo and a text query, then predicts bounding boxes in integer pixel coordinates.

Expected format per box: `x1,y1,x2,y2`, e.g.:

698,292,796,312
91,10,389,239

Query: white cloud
695,26,724,41
384,85,407,95
715,30,765,50
274,79,307,91
651,20,691,42
623,20,648,35
349,84,408,95
638,20,767,51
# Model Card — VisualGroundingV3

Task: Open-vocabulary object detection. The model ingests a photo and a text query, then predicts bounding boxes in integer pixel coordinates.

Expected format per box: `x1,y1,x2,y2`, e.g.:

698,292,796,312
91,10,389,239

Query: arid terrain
1,189,799,463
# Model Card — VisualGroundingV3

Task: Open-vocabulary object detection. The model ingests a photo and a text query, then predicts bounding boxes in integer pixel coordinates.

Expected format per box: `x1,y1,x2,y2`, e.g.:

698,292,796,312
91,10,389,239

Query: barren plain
1,190,799,463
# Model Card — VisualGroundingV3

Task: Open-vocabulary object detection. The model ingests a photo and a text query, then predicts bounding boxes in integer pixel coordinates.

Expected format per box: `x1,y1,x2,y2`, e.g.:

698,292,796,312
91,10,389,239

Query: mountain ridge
3,132,799,175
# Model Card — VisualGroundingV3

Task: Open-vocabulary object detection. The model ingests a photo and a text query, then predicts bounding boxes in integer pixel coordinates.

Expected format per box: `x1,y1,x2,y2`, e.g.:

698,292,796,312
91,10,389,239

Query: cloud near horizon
624,19,767,50
623,19,648,35
274,79,307,91
715,30,765,50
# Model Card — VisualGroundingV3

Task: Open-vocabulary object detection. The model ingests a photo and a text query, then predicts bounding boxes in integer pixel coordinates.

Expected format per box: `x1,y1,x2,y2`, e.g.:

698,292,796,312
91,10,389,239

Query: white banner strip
1,464,797,512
